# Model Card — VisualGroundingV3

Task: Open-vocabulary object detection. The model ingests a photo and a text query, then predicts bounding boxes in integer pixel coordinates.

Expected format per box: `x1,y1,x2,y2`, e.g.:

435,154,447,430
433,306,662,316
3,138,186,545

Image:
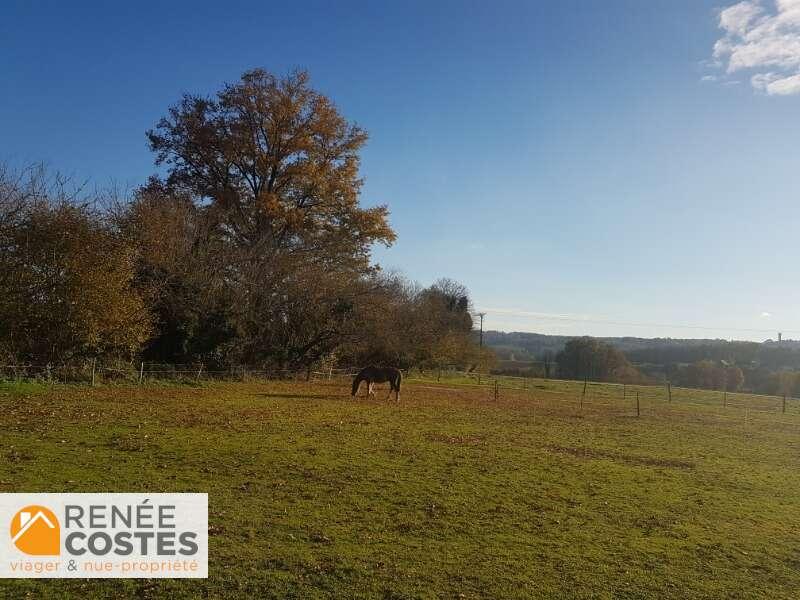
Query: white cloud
756,71,800,92
719,1,764,35
760,311,773,317
711,0,800,94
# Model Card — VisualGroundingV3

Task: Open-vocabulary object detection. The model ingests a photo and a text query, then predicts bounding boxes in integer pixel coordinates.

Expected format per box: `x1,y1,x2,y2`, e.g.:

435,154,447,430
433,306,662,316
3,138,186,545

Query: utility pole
477,312,486,348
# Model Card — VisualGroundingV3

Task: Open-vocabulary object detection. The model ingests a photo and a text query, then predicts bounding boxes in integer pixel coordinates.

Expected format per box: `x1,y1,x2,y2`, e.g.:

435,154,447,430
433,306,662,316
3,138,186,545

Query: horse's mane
357,365,400,378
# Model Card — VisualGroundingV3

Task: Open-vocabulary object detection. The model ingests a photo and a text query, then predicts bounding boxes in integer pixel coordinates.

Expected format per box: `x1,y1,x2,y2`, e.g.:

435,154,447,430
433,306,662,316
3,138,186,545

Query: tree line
0,69,485,376
551,337,800,396
626,341,800,372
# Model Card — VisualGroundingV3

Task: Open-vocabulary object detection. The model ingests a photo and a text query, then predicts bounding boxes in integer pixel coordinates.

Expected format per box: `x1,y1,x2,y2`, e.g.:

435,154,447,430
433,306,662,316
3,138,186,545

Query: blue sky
3,0,800,341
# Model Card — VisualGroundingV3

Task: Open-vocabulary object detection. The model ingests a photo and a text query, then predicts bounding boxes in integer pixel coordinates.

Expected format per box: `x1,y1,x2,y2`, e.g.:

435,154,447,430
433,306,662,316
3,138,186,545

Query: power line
478,309,798,336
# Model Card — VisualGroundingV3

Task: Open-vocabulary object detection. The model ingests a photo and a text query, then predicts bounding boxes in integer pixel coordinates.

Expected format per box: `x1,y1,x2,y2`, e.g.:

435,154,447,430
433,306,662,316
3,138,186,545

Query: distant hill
483,331,800,371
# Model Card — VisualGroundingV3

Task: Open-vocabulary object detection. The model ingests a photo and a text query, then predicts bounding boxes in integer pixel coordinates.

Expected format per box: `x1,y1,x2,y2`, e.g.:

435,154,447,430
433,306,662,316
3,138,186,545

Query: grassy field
1,376,799,599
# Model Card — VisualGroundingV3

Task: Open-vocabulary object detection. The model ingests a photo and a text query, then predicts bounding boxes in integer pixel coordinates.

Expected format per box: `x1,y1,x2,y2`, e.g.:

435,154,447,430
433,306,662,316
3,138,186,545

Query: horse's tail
351,373,362,396
394,369,402,391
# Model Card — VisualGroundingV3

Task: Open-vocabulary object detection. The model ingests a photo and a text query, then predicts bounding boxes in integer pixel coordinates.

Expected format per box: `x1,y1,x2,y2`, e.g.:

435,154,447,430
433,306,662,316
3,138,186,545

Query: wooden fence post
139,362,144,384
667,381,672,403
91,358,96,387
581,379,587,409
494,379,498,401
623,384,626,402
783,394,787,414
636,392,640,417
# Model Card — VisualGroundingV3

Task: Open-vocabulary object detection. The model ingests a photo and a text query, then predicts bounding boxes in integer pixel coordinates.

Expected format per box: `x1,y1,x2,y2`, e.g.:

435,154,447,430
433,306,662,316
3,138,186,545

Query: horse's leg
368,381,375,398
352,376,363,398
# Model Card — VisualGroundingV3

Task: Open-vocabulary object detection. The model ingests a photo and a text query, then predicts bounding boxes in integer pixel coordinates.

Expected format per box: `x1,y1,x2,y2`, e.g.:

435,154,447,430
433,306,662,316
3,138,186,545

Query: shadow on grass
257,393,339,400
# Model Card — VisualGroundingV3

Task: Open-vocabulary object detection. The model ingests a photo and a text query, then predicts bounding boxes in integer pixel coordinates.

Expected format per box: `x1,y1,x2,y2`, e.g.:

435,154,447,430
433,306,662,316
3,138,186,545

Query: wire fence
0,362,796,417
0,362,367,385
409,369,800,417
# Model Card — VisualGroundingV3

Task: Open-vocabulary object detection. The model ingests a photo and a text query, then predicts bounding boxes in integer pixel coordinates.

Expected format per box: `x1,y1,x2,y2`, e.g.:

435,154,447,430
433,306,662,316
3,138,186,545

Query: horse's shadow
256,393,336,400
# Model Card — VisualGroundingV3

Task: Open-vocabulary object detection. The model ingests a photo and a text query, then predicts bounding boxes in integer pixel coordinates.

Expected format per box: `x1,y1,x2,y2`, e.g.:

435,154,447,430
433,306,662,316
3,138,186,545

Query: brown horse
351,366,402,401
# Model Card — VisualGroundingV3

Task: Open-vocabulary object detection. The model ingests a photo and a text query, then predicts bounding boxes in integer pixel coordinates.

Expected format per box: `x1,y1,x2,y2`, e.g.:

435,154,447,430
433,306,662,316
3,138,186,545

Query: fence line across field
0,363,324,384
404,369,797,415
0,363,796,416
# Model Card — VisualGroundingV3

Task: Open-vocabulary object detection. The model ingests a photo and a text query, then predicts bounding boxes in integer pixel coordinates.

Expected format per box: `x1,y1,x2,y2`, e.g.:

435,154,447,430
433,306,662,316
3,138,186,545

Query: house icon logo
9,505,60,555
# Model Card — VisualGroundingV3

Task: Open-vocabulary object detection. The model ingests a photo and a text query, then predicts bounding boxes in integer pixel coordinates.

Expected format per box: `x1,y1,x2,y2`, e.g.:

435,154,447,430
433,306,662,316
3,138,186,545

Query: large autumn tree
143,69,395,367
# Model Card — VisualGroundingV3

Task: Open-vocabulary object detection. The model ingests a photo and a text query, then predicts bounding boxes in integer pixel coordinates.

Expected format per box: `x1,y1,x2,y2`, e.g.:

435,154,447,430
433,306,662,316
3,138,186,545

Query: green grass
1,377,799,598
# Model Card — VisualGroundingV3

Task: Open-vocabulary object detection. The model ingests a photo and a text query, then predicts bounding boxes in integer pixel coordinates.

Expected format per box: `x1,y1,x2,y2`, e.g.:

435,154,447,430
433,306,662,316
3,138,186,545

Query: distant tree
475,346,498,374
414,279,474,368
430,332,470,370
775,371,800,397
740,365,772,394
678,360,744,391
684,360,718,389
725,365,744,392
555,337,642,383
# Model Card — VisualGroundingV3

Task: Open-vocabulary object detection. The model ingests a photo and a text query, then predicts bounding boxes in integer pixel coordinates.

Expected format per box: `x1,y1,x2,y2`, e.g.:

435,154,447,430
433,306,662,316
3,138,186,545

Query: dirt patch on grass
426,433,485,445
412,385,466,393
544,444,695,469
